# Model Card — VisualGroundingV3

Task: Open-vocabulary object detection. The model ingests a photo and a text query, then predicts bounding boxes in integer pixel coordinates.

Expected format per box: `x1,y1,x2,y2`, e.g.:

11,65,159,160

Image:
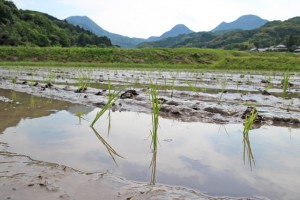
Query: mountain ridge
212,14,268,33
66,16,194,48
138,17,300,50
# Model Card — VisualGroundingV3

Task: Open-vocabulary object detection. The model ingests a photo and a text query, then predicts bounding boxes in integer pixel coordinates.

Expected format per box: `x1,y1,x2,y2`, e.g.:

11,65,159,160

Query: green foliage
139,17,300,50
0,0,112,47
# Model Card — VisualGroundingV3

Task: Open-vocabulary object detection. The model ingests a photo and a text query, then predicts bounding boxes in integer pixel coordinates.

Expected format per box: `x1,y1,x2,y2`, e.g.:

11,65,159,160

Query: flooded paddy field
0,67,300,200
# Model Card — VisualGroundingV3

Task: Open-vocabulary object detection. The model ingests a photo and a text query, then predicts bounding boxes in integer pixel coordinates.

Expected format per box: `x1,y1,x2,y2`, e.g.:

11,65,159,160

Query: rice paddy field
0,64,300,200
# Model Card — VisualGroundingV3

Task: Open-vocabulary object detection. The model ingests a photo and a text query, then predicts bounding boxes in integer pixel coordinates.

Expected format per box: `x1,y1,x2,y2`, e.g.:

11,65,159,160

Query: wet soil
0,67,299,126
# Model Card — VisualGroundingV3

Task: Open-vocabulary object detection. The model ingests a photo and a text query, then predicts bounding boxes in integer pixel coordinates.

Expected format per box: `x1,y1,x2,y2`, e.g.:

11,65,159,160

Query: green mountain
66,16,194,48
139,17,300,50
212,15,268,33
66,16,145,48
0,0,112,47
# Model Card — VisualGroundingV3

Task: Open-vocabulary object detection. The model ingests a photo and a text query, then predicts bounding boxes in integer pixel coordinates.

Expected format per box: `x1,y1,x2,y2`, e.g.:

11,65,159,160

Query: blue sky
12,0,300,38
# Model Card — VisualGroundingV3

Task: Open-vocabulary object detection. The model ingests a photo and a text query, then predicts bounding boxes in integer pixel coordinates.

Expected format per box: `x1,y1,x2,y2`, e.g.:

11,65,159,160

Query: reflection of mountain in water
0,89,92,134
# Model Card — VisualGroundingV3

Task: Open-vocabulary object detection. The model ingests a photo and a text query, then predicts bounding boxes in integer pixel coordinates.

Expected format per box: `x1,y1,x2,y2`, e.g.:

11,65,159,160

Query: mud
0,67,299,126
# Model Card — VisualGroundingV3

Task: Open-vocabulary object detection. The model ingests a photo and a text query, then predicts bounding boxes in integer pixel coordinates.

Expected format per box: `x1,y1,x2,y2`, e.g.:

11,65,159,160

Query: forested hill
0,0,112,47
139,17,300,50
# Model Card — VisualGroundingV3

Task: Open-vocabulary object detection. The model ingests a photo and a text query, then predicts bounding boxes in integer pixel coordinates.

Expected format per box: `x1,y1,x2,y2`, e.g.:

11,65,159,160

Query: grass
242,109,257,168
1,47,300,71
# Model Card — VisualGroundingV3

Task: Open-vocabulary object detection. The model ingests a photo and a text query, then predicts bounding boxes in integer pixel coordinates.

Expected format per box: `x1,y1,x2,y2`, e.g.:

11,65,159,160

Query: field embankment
1,47,300,71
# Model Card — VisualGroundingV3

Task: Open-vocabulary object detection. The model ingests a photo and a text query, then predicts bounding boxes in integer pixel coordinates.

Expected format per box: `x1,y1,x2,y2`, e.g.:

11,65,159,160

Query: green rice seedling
218,79,227,104
90,85,122,127
134,76,140,88
11,76,16,84
170,79,175,98
149,83,160,152
265,83,272,92
75,111,88,124
164,78,167,91
186,81,197,92
11,90,17,102
47,69,55,85
242,109,257,168
76,71,90,93
282,72,290,97
29,74,35,88
287,98,294,112
30,95,35,109
91,127,124,165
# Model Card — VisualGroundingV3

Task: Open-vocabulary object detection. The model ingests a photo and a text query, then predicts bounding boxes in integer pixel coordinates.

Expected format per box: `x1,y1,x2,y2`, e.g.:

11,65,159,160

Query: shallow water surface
0,89,300,200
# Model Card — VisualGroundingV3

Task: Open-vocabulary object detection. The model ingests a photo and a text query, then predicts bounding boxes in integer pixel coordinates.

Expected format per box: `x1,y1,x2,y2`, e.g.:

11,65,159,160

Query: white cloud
12,0,300,38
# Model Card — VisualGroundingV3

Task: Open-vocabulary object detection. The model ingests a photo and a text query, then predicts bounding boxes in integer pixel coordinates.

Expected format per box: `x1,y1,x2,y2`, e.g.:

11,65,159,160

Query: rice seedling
91,127,124,165
149,83,160,152
170,79,175,98
11,76,16,84
287,98,294,112
30,95,35,109
75,111,88,125
11,90,17,102
47,69,55,85
134,76,140,88
186,81,197,92
90,83,122,127
242,109,257,168
282,72,290,97
265,82,272,92
218,79,227,104
76,71,90,94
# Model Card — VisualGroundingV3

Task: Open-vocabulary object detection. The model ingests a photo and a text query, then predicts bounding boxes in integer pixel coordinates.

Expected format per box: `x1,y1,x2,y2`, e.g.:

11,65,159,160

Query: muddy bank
0,142,248,200
0,67,299,126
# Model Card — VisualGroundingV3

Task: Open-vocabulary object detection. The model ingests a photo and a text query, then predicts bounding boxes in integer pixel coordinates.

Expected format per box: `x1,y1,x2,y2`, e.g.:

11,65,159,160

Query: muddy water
1,89,300,200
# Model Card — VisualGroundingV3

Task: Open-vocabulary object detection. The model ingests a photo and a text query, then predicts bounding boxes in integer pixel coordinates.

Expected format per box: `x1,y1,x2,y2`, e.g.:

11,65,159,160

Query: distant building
294,46,300,53
250,44,289,52
250,48,267,52
271,44,288,52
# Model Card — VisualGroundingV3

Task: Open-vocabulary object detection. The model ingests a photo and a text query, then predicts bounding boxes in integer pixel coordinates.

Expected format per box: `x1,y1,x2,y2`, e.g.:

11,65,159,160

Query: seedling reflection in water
149,83,161,185
91,127,124,165
242,109,257,168
75,111,88,125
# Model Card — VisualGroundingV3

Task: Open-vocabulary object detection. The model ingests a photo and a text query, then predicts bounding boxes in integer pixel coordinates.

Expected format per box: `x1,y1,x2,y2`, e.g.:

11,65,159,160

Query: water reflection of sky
1,108,300,200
